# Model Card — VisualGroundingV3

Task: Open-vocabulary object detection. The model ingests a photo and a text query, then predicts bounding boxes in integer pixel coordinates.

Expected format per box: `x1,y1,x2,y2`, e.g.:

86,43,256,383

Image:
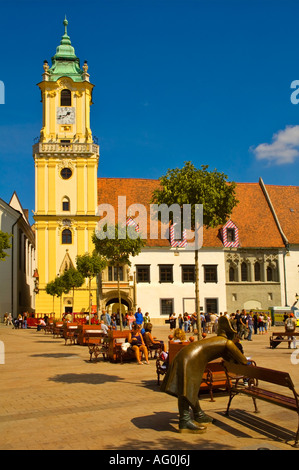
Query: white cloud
252,125,299,165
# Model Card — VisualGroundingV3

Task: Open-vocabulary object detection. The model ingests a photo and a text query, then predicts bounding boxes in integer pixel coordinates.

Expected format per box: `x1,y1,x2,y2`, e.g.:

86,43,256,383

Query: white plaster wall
0,208,14,316
283,245,299,307
130,247,227,320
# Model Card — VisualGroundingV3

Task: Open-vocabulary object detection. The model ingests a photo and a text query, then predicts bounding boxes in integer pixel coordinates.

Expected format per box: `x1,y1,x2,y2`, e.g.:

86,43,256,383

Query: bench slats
224,361,294,388
242,386,297,411
223,360,299,447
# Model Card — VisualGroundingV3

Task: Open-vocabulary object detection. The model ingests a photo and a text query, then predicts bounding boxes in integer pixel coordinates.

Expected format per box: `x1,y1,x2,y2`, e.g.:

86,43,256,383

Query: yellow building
33,18,100,316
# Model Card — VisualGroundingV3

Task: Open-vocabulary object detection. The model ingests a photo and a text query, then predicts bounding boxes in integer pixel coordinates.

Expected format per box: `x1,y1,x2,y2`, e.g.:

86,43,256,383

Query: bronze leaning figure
160,316,248,433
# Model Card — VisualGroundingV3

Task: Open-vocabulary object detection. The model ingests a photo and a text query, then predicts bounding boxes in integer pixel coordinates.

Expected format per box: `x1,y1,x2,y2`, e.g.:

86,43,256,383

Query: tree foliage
151,161,238,339
76,252,107,323
92,224,145,267
76,252,107,281
151,161,238,228
0,230,12,261
92,224,145,330
62,267,85,292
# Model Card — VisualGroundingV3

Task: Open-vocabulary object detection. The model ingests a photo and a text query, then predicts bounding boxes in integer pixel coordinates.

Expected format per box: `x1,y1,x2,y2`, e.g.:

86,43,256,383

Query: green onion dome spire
46,17,85,82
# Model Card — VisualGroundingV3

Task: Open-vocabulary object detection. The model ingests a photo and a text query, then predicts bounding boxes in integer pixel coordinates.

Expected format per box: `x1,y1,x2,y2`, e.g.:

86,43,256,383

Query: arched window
62,197,70,212
229,266,235,282
241,262,248,282
62,229,72,244
267,266,273,281
60,89,71,106
254,262,261,281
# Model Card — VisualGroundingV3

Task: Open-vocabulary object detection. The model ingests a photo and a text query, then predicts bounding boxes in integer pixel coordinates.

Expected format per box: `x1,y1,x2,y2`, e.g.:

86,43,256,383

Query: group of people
168,310,273,343
122,317,167,365
81,307,151,331
3,312,29,329
170,312,221,335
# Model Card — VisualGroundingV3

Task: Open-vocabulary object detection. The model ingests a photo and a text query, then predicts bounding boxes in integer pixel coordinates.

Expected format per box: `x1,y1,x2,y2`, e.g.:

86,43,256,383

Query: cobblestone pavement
1,324,299,450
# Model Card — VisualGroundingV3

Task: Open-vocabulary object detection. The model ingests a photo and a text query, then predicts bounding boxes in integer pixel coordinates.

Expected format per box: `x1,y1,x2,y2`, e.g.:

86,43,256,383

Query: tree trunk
88,278,91,325
117,264,123,331
195,249,202,340
72,287,75,322
97,271,103,313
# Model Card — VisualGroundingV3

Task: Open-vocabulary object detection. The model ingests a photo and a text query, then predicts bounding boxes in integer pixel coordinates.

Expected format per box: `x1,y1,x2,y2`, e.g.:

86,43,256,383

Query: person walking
135,307,144,327
285,313,297,349
169,313,177,331
246,311,254,341
127,311,135,330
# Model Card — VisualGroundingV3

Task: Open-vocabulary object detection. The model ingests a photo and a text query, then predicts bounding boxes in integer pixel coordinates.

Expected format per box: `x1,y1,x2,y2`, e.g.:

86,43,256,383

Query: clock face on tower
56,107,75,124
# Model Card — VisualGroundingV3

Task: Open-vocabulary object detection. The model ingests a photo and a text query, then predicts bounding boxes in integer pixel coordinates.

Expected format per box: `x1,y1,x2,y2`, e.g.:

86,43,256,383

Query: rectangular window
136,265,150,283
227,228,235,242
203,265,218,283
205,298,218,314
161,298,174,316
108,266,124,281
181,265,195,283
159,265,173,283
62,201,70,211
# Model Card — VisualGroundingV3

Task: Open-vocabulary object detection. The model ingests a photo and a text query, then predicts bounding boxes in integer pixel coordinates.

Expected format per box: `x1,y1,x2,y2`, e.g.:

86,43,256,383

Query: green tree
45,276,69,319
61,267,85,314
152,161,238,339
0,231,12,261
92,224,145,330
76,252,107,324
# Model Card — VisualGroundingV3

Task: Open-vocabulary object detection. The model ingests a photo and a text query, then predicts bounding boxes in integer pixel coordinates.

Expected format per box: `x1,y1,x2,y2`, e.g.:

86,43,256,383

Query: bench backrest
223,361,295,389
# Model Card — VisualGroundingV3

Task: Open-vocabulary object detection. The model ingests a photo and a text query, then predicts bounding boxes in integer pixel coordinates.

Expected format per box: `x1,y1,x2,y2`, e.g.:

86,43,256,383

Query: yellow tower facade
33,19,99,315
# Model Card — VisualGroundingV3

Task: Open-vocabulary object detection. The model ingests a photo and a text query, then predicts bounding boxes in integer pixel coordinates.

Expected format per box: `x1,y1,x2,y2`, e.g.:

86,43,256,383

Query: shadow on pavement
48,373,124,385
216,409,296,446
31,353,80,358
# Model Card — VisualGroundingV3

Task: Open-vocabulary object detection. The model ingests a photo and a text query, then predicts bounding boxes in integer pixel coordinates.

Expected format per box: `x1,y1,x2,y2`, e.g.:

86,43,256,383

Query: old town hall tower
33,18,99,314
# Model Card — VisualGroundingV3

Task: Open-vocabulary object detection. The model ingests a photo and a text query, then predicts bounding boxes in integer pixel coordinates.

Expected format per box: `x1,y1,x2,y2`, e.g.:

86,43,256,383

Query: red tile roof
97,178,285,249
265,184,299,245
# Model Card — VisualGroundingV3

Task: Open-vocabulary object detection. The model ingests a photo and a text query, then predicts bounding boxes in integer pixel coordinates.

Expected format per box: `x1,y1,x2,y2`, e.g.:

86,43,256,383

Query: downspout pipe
11,214,22,318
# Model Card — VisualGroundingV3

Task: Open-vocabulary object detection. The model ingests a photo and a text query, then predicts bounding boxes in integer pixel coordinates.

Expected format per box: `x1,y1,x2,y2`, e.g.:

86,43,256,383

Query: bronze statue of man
161,316,248,433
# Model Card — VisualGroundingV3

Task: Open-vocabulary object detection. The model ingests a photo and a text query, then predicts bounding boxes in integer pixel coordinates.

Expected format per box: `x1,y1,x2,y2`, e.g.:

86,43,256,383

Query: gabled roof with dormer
97,177,286,249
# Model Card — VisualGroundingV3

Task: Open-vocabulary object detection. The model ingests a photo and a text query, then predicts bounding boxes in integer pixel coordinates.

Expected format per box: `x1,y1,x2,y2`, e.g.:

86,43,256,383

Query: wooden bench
201,360,235,402
52,322,64,338
156,356,235,402
63,323,79,345
77,325,104,345
222,360,299,447
88,337,109,362
270,331,299,349
44,322,54,335
156,341,192,385
168,341,191,363
107,331,132,363
143,333,163,359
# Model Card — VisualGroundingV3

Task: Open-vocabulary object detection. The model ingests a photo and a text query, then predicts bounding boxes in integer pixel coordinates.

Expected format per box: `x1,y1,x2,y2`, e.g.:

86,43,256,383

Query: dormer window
221,220,239,248
61,89,71,106
227,228,235,243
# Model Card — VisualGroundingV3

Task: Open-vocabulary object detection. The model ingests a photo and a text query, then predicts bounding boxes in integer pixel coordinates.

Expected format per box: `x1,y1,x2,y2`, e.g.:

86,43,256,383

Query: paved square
0,325,298,450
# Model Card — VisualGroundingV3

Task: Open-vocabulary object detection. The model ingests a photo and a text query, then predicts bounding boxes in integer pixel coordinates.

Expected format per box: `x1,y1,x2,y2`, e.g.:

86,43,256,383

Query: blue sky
1,0,299,224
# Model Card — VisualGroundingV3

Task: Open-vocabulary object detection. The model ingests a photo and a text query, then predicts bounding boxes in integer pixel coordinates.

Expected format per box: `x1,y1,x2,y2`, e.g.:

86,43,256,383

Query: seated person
128,323,149,365
171,328,186,343
144,323,167,352
99,320,109,336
